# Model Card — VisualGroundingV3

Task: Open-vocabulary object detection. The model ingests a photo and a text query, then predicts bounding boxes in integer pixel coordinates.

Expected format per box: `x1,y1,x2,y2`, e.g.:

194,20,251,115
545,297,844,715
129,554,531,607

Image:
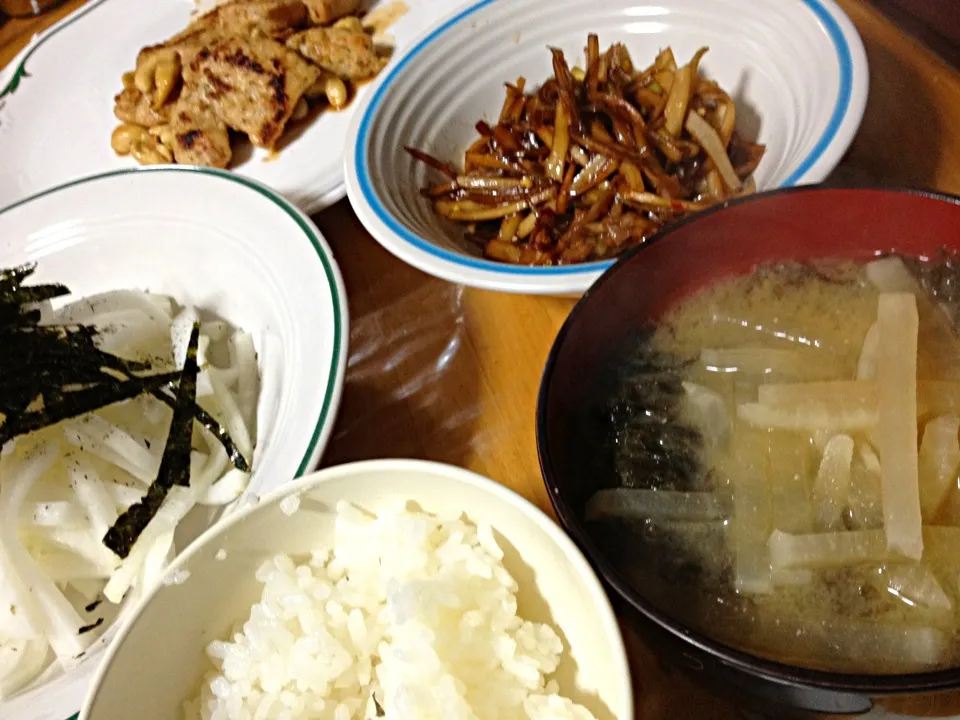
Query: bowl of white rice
78,459,633,720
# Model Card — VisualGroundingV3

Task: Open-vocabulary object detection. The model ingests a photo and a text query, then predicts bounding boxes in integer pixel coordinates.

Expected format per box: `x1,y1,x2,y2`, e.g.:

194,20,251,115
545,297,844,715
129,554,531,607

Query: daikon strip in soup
591,254,960,674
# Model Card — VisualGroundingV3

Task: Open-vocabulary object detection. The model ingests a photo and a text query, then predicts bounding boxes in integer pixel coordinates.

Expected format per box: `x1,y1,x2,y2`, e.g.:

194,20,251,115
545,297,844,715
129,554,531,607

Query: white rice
163,569,192,586
279,492,302,517
185,502,600,720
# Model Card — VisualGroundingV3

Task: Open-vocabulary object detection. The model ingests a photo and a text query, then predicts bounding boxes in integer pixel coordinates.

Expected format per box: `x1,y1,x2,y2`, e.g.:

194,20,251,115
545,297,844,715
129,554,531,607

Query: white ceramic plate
0,166,348,720
0,0,457,213
344,0,869,295
79,460,633,720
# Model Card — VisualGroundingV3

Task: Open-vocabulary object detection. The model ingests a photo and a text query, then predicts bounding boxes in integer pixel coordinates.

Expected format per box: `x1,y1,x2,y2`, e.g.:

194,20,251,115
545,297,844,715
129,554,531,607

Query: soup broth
593,255,960,674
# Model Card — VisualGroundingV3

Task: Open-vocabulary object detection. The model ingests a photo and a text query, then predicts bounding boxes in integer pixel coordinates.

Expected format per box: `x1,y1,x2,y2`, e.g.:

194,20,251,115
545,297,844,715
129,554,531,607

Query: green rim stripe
0,166,346,720
0,0,108,99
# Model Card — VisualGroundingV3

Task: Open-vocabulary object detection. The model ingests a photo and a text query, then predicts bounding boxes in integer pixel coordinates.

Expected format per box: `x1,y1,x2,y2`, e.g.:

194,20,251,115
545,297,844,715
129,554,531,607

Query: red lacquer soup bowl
536,187,960,719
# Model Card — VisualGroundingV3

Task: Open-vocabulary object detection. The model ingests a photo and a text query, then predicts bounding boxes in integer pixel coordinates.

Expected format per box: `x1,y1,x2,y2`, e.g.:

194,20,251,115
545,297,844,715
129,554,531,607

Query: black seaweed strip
0,264,35,285
0,370,182,444
7,284,71,306
154,387,250,473
0,327,154,377
7,331,248,471
2,266,245,470
102,324,200,559
78,618,104,635
168,325,201,488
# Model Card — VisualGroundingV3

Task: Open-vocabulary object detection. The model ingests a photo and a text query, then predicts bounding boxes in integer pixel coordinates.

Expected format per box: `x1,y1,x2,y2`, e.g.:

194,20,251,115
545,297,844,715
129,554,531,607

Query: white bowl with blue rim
343,0,869,295
0,167,348,720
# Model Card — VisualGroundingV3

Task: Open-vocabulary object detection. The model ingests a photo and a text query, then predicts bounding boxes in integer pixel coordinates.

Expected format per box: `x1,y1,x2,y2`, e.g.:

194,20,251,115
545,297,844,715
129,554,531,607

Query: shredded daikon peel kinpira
406,36,765,266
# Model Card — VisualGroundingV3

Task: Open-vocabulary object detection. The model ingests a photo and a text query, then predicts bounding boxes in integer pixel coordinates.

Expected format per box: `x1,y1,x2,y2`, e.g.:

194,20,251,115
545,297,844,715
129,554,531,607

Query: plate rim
0,164,349,720
0,0,108,100
345,0,869,284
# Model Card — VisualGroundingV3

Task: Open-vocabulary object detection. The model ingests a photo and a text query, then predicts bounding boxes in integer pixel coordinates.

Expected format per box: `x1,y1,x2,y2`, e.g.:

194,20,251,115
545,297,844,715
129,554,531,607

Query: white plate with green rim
0,0,459,213
0,166,348,720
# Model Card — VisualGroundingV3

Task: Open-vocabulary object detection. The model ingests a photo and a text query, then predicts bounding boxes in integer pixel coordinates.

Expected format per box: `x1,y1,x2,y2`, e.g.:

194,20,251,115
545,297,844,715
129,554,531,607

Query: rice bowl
79,460,633,720
189,502,601,719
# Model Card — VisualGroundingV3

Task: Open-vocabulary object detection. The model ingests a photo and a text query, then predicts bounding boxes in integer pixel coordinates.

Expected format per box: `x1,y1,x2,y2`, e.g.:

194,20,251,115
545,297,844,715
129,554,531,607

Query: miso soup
592,254,960,674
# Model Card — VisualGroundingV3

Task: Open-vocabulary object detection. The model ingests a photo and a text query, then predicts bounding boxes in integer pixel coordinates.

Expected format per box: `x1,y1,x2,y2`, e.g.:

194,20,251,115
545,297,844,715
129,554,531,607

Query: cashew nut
152,53,182,109
333,16,364,33
291,97,309,121
305,76,326,100
110,124,149,156
134,48,178,94
130,135,173,165
324,75,349,110
148,124,176,150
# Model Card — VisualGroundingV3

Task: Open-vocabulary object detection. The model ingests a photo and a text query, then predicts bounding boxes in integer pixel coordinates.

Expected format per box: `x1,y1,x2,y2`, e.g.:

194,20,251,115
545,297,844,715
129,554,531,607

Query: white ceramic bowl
344,0,869,295
0,167,349,720
79,460,634,720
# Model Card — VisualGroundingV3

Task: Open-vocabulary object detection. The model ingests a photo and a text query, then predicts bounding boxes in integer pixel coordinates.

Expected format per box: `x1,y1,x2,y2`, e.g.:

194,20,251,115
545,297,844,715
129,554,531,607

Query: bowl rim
345,0,868,287
0,164,348,481
535,184,960,694
78,458,635,720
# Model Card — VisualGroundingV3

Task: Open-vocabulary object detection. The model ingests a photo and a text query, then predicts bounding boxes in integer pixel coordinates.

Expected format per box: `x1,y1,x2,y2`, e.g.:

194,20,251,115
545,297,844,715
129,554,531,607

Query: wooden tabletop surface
3,2,960,718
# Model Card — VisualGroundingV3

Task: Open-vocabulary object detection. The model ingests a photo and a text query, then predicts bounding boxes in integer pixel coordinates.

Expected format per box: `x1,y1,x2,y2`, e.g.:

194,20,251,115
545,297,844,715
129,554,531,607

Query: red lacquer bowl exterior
536,187,960,719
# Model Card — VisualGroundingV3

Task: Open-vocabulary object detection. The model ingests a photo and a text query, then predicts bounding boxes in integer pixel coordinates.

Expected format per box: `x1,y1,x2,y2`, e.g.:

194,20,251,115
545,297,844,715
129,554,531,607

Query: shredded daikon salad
0,290,259,699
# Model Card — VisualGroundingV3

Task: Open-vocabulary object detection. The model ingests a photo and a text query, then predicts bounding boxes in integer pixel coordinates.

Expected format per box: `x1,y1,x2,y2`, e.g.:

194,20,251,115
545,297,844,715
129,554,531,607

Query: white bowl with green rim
0,166,349,720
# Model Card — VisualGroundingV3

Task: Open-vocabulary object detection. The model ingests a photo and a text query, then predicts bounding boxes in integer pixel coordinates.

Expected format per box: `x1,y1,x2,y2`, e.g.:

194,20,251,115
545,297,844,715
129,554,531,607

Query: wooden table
3,3,960,718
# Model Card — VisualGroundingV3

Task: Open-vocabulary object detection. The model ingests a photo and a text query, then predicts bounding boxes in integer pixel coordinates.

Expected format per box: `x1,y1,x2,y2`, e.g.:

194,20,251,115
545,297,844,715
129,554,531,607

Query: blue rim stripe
354,0,856,277
783,0,854,185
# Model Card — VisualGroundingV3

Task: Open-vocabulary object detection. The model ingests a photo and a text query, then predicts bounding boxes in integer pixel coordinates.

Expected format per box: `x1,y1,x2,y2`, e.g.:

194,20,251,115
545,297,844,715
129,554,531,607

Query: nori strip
0,370,182,445
84,599,102,613
0,263,46,289
78,618,104,635
0,265,248,470
102,324,201,559
154,387,250,472
0,264,69,325
4,283,70,306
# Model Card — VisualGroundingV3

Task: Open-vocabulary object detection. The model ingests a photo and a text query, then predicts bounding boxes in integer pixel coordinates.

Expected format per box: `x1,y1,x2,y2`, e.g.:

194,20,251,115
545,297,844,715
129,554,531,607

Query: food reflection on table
590,253,960,674
407,35,765,266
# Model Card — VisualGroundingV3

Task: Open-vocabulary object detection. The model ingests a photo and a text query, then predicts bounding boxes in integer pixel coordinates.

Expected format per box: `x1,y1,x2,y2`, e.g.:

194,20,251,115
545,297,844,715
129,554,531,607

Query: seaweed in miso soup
590,253,960,674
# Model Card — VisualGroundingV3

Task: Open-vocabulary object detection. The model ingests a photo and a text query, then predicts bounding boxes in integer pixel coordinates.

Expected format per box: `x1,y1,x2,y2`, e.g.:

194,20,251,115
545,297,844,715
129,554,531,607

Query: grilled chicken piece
287,25,382,80
197,0,308,38
301,0,360,25
137,26,223,73
184,34,320,148
137,0,307,71
114,87,171,127
169,85,232,168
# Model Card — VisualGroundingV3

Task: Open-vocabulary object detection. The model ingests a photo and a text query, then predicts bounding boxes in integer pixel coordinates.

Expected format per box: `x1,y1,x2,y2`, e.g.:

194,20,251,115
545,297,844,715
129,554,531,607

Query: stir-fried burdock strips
0,264,249,472
406,36,766,266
